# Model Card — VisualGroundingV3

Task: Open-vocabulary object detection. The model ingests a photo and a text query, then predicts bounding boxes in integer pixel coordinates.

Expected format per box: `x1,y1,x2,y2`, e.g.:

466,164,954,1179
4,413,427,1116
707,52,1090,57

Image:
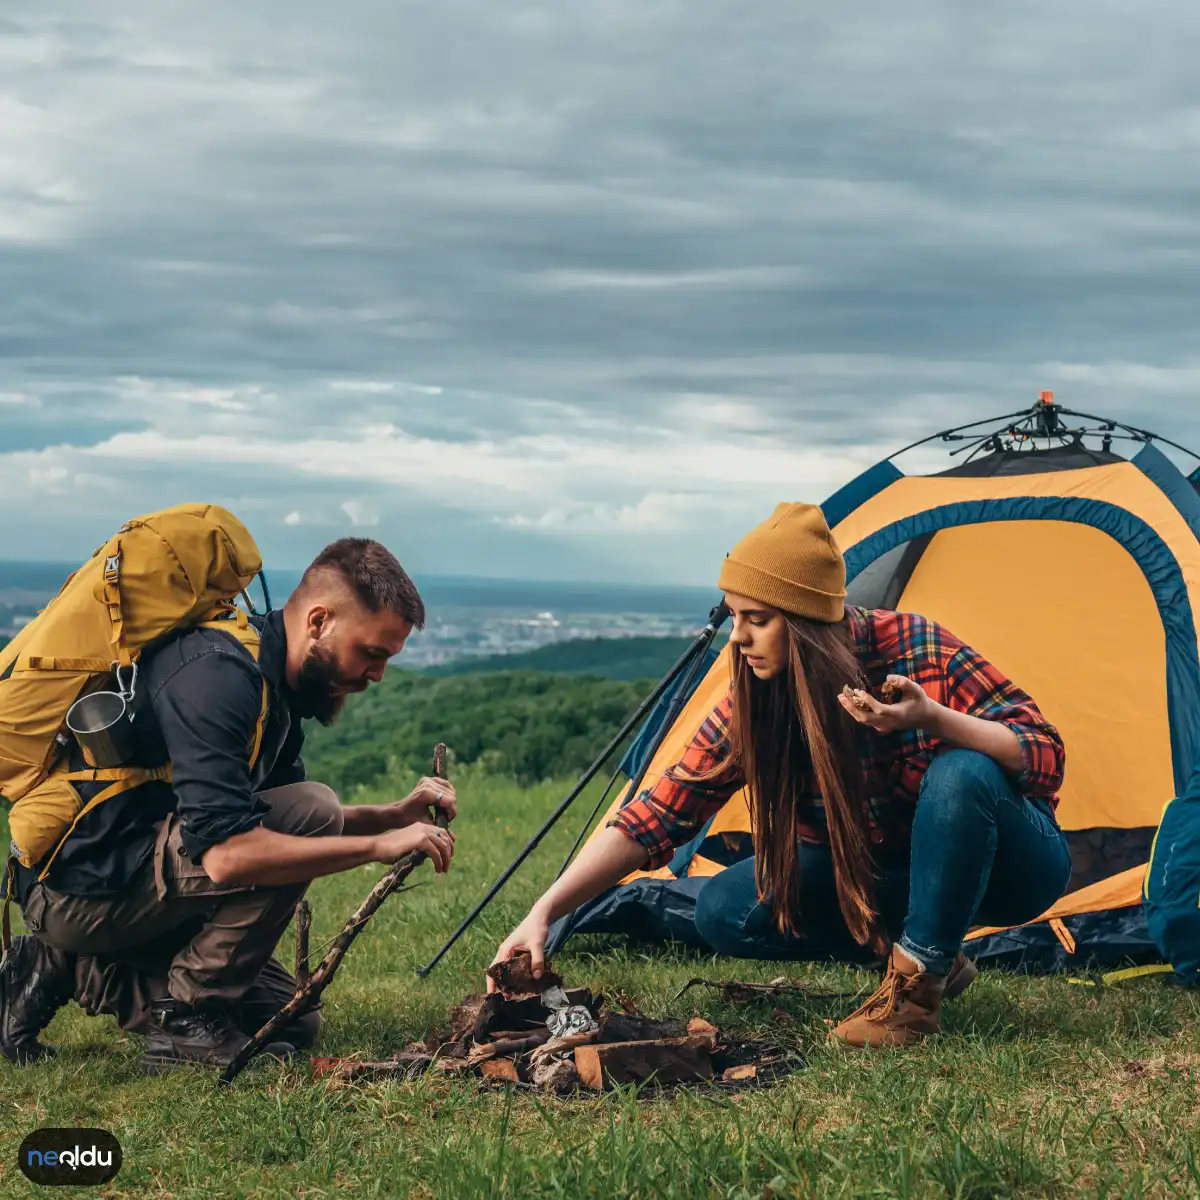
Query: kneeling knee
288,783,345,839
921,749,1009,813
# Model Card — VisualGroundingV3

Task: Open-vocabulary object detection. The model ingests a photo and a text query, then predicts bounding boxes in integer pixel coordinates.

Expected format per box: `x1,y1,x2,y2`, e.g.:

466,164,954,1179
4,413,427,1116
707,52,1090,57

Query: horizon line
0,557,718,593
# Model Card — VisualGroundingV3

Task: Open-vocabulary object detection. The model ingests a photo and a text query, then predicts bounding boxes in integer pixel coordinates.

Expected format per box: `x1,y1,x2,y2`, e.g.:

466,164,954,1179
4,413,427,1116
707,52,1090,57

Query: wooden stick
221,744,451,1085
294,900,312,989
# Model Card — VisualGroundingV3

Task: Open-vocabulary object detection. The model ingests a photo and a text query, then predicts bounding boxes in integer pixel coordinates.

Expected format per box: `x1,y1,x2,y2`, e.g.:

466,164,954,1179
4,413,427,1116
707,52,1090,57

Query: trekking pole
414,602,729,978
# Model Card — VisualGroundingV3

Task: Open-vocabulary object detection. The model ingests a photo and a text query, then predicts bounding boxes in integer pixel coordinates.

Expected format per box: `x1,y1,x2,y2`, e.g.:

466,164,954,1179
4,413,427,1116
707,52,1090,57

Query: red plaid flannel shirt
611,606,1065,868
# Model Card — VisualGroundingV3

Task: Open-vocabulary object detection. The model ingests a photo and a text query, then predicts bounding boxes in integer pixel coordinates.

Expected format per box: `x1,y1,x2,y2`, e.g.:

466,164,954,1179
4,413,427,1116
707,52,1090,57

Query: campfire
312,952,806,1094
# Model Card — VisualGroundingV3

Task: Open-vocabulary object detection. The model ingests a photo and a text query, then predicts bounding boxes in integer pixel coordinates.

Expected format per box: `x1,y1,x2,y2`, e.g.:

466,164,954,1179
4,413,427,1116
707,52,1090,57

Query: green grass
3,770,1200,1198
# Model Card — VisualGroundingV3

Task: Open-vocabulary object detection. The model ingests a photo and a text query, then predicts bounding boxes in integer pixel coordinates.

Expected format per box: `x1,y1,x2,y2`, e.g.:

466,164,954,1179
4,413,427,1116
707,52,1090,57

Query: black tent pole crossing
552,601,730,883
544,608,728,953
414,601,730,977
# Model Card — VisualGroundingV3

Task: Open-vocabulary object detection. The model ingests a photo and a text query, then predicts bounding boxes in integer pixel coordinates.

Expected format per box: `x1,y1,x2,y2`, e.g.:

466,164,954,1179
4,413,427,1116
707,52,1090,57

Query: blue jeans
693,750,1072,974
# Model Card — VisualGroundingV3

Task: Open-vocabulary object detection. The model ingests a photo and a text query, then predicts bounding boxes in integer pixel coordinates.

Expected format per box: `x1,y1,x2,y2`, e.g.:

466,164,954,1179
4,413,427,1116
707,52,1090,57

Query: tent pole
414,602,730,977
552,762,626,881
552,607,728,882
544,618,725,952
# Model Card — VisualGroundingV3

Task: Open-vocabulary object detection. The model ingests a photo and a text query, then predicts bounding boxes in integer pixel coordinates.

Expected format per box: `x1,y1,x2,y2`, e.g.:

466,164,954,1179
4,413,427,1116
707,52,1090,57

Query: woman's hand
838,674,939,735
488,906,552,993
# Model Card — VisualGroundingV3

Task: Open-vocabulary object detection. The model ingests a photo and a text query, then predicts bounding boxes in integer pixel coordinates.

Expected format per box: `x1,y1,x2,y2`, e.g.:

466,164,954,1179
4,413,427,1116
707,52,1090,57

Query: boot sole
139,1041,298,1076
827,1022,938,1049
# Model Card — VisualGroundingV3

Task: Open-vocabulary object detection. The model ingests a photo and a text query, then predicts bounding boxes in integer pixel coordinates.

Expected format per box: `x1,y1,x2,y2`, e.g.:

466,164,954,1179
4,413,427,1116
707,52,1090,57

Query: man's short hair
300,538,426,629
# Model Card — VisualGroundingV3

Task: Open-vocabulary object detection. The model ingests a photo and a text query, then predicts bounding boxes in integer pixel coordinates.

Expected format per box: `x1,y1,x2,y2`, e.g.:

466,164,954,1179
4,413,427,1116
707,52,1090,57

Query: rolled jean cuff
896,935,956,976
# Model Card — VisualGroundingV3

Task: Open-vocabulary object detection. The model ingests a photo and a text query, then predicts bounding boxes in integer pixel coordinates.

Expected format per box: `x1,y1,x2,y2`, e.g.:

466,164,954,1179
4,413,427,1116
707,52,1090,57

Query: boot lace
844,962,908,1022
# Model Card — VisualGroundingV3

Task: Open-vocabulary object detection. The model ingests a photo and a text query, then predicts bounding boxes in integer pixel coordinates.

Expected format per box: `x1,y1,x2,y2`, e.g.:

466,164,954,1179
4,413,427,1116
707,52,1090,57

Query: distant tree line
303,669,659,794
424,635,722,682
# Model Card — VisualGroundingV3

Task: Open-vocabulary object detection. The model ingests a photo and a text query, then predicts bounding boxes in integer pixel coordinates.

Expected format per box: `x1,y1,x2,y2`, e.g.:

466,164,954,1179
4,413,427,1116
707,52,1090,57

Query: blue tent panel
821,459,904,530
617,645,721,782
1132,443,1200,544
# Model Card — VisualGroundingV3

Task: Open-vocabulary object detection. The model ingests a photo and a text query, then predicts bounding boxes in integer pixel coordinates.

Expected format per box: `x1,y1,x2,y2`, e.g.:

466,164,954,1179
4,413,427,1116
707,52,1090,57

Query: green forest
300,635,714,795
302,668,654,795
425,635,718,682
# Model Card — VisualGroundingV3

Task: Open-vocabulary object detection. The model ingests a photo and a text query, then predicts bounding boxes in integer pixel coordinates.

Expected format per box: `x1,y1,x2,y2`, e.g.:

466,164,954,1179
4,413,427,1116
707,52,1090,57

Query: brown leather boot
828,946,947,1048
943,952,979,1001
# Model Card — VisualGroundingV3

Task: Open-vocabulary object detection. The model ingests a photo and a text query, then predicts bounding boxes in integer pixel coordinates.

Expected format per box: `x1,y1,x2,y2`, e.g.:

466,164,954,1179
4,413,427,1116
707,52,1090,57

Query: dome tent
548,395,1200,973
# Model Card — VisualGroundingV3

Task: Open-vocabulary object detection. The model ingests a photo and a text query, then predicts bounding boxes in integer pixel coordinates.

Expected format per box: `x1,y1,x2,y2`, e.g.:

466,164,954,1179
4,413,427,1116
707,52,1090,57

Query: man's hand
488,907,551,993
372,823,456,874
384,777,458,829
838,674,939,736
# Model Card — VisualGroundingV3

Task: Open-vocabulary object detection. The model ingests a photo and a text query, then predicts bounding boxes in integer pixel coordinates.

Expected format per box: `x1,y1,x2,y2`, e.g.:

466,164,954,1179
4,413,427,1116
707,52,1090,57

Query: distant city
0,562,719,670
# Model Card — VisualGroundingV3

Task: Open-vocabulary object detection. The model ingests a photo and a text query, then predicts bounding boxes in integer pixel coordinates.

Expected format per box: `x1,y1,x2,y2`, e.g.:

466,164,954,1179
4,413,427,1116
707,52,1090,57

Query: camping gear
64,685,139,770
0,504,270,874
546,394,1200,976
1144,761,1200,983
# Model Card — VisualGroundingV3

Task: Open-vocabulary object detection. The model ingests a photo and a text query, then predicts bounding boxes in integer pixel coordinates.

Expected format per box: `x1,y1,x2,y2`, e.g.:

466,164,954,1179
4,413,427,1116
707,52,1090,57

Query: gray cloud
1,1,1198,581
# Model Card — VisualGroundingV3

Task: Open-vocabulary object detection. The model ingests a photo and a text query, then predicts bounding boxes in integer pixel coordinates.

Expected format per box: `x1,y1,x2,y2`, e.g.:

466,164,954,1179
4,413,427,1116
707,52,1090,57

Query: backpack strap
197,612,269,771
0,857,15,965
22,657,118,673
100,541,133,670
249,678,269,770
36,766,173,882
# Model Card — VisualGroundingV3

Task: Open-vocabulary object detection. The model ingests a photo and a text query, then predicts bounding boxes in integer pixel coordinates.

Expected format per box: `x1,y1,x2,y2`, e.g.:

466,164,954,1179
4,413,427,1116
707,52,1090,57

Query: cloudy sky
2,2,1199,584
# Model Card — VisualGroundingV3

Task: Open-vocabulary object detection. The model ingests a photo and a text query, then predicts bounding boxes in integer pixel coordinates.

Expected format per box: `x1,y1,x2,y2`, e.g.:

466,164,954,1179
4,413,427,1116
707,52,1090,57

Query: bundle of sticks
311,951,805,1094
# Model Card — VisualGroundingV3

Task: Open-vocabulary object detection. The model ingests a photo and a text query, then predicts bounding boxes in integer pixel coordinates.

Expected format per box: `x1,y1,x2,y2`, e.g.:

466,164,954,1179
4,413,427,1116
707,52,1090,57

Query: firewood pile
310,952,805,1094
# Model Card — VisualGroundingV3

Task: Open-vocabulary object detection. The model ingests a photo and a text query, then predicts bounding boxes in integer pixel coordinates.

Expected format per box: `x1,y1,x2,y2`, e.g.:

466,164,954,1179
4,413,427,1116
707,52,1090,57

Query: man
0,538,457,1072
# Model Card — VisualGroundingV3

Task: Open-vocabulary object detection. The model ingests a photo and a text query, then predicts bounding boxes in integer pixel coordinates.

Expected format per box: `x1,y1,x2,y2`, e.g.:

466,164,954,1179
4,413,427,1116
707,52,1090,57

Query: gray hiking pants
21,782,343,1046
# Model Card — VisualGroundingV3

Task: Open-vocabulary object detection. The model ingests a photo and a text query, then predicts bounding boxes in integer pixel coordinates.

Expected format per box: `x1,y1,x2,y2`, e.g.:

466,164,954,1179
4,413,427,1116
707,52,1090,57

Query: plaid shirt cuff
609,797,678,870
1007,721,1065,798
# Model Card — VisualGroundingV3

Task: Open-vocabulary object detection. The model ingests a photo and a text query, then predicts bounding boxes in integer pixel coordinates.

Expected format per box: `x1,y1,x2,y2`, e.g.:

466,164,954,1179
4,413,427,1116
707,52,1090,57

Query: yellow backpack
0,504,269,879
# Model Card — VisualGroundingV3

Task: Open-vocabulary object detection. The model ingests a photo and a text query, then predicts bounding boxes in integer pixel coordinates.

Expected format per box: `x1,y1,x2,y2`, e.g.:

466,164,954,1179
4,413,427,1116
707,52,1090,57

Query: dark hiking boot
0,935,76,1065
139,999,296,1075
828,946,947,1048
943,952,979,1001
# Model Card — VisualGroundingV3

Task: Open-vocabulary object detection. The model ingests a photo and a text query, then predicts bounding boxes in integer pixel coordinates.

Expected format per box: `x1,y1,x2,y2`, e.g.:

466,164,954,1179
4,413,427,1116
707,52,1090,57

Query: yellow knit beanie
717,502,846,622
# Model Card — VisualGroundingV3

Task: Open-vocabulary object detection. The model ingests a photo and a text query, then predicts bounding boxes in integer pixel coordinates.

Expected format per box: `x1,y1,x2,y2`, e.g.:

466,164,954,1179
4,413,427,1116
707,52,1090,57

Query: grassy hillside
303,669,653,795
3,771,1199,1197
425,635,723,682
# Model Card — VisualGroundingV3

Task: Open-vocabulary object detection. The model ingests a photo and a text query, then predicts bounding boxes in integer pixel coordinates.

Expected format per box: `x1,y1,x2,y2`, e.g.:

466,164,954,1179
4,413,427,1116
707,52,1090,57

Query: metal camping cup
65,664,139,769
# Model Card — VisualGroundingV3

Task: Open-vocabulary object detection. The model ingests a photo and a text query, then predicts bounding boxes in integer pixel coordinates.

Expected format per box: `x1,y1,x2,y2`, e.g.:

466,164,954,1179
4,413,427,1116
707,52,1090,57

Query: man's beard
294,643,351,726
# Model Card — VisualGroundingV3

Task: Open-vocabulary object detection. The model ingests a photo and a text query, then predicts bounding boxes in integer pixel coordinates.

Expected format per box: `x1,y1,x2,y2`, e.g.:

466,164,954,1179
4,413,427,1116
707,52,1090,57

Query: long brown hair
725,614,883,950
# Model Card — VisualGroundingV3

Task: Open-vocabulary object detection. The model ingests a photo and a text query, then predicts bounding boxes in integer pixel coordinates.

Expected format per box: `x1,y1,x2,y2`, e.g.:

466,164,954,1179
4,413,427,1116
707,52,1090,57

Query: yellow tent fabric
562,433,1200,971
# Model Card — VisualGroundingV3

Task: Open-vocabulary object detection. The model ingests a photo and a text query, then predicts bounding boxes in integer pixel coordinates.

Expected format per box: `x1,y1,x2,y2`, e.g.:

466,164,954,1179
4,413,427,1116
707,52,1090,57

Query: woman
493,503,1070,1047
